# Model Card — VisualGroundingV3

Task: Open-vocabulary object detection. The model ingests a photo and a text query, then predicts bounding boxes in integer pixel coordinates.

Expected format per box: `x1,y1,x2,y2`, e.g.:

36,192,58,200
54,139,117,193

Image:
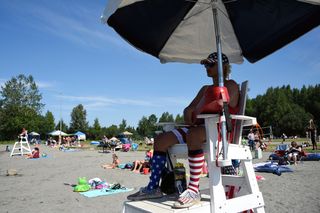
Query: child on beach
287,141,302,165
26,147,40,159
102,154,120,169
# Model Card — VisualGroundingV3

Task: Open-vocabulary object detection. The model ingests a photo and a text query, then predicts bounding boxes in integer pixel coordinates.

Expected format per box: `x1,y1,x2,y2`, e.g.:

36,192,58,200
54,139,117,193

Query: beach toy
41,153,47,157
74,177,91,192
143,168,150,175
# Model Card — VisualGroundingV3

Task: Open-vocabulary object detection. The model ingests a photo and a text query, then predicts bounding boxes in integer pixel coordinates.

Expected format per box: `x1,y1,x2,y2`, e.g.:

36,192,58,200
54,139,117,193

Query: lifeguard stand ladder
10,136,32,157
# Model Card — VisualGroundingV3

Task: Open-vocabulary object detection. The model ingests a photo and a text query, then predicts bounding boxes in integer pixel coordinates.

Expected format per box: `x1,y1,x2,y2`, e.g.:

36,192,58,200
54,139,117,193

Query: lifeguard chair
123,81,265,213
10,135,32,157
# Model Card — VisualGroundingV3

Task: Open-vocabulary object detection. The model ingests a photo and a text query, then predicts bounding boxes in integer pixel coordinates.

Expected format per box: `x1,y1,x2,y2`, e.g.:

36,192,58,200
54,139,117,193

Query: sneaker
173,189,201,209
127,187,163,201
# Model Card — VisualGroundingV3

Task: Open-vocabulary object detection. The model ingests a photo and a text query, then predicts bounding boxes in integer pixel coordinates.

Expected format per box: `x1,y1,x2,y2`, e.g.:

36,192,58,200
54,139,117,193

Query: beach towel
303,153,320,161
80,188,134,198
63,149,80,152
254,162,293,176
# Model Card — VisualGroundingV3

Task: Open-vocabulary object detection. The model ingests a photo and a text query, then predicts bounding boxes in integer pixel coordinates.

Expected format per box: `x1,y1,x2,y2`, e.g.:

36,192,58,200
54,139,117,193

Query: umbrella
121,131,133,136
110,136,120,141
29,131,40,136
101,0,320,64
48,130,68,136
102,0,320,159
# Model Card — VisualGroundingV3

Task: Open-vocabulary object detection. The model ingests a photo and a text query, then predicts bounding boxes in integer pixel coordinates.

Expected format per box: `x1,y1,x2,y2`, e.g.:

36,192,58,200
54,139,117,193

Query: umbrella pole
212,5,228,161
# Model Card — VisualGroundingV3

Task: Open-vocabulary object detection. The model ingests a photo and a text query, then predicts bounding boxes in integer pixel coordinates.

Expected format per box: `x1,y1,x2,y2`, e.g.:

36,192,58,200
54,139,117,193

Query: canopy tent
74,131,86,141
121,131,133,136
48,130,68,136
109,136,120,141
29,131,40,136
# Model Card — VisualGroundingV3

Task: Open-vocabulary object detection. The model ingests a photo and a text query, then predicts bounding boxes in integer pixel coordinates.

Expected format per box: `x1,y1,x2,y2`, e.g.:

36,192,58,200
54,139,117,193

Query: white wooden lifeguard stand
10,135,32,157
123,82,265,213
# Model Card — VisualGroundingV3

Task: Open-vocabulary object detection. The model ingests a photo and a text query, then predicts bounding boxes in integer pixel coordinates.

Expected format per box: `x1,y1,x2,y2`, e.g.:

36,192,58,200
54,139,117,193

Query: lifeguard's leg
147,132,179,191
127,131,180,201
174,127,206,208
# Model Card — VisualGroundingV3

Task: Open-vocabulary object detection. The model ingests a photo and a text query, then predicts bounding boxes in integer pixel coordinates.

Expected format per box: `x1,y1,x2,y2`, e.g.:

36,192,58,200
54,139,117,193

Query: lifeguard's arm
183,85,208,125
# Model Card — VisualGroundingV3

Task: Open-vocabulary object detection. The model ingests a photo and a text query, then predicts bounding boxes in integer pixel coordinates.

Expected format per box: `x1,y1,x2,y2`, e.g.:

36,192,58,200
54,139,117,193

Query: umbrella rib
182,1,230,21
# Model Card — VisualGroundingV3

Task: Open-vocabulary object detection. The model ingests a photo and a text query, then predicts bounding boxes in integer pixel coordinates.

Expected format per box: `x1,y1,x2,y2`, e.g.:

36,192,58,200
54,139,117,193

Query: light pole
59,92,62,145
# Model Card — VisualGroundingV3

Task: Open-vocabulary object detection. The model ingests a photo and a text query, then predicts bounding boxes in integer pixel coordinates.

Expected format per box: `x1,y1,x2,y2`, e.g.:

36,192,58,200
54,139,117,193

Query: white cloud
24,3,131,50
36,81,54,89
55,94,188,110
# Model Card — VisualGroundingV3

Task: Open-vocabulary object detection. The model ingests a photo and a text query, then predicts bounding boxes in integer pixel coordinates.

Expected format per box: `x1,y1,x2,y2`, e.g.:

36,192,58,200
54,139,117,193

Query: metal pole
212,3,228,160
59,92,62,145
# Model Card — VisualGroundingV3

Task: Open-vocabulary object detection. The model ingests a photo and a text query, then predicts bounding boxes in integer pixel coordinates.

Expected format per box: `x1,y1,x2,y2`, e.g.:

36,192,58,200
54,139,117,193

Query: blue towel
63,149,80,152
80,188,134,198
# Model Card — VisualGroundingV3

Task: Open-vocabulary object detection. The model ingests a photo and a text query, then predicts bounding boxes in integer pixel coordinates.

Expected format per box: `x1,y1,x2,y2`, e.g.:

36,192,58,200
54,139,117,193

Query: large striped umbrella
102,0,320,64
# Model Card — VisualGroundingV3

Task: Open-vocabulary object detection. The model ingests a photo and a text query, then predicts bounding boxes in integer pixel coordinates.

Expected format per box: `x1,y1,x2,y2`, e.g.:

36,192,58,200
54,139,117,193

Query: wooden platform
123,194,211,213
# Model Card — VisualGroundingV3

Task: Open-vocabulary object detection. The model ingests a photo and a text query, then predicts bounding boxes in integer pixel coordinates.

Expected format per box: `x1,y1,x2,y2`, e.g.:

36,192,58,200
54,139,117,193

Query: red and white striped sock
188,150,205,194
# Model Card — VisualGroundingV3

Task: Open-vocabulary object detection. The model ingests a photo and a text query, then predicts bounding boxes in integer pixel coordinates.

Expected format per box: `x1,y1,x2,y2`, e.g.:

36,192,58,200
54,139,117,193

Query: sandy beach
1,145,319,213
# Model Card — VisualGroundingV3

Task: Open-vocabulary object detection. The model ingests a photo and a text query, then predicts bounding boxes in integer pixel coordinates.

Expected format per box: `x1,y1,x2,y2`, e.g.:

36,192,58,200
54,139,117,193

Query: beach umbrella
29,131,40,136
110,136,120,141
102,0,320,64
121,131,133,136
101,0,320,159
48,130,68,136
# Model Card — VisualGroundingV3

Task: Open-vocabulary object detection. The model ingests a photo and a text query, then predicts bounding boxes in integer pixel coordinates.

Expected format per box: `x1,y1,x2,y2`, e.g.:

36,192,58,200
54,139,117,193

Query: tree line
0,74,318,141
246,85,319,137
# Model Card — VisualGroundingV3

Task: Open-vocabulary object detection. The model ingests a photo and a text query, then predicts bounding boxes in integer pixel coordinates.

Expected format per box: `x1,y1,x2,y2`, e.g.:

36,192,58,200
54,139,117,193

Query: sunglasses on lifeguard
204,62,215,69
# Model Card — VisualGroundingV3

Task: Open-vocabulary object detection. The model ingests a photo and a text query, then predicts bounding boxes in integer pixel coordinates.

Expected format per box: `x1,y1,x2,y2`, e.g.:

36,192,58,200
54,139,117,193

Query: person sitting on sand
132,149,153,173
287,141,302,165
102,154,120,169
26,147,40,159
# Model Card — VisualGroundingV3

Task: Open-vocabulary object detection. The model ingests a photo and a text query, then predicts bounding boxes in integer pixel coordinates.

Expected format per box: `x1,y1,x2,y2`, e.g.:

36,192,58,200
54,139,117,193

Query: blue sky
0,0,319,128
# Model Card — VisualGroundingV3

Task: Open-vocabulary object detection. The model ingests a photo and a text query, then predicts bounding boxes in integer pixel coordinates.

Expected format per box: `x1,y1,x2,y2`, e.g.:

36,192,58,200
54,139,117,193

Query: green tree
39,111,55,136
88,118,102,140
69,104,88,132
137,114,158,137
159,112,174,122
105,124,119,138
175,114,184,123
0,74,44,113
55,120,69,133
119,119,127,132
0,74,44,140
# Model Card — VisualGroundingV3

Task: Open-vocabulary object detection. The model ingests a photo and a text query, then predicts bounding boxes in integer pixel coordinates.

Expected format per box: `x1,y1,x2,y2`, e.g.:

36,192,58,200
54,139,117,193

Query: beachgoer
248,129,255,151
127,52,240,208
19,128,28,138
281,133,287,144
26,147,40,159
102,153,120,169
254,131,261,150
308,119,317,150
287,141,302,165
132,149,153,173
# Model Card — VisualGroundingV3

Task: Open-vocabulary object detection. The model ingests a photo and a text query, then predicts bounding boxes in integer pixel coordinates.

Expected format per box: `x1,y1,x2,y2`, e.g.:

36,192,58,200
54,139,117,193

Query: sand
0,145,319,213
